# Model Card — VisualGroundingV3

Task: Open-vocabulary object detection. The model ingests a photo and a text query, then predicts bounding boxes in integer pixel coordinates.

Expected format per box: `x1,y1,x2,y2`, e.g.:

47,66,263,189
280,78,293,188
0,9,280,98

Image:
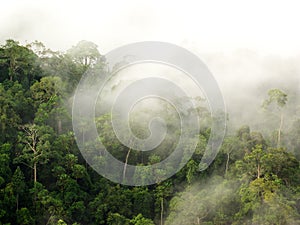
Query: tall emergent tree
15,124,54,184
263,88,287,148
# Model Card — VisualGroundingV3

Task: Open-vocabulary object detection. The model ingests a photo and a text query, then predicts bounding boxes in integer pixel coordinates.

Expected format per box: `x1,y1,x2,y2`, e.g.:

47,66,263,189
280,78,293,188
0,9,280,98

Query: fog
2,0,300,54
2,1,299,127
202,50,300,131
165,176,238,224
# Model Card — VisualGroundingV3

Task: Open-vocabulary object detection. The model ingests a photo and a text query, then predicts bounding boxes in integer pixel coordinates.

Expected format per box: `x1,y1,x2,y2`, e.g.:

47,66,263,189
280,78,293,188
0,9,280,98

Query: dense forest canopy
0,39,299,225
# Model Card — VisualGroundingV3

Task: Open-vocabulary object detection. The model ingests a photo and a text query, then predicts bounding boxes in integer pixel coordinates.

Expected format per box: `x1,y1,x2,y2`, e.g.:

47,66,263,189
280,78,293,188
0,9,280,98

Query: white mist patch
95,62,210,124
199,50,300,132
101,62,207,99
165,176,238,225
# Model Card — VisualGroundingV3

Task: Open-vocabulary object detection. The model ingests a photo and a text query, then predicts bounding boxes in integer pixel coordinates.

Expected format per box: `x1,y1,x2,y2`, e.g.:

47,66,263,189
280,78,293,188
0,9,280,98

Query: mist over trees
0,39,299,225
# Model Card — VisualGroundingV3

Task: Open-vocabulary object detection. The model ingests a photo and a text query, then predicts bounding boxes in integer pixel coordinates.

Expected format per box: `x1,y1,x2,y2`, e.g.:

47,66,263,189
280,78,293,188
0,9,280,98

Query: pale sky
1,0,300,56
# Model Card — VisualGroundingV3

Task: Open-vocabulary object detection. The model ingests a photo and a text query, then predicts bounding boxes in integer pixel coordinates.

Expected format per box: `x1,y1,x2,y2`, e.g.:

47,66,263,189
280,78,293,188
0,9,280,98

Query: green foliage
263,89,288,109
0,39,42,91
16,208,33,225
107,212,130,225
0,84,22,142
67,40,101,67
130,214,154,225
0,39,299,225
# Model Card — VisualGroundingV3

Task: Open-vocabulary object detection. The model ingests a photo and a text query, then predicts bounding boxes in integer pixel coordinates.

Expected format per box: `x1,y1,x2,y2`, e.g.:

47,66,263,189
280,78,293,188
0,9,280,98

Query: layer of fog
96,50,300,137
2,0,300,137
199,50,300,133
165,176,238,225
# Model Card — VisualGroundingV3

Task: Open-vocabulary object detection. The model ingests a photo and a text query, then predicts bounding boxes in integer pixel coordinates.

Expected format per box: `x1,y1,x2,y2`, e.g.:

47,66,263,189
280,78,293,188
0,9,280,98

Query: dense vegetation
0,39,299,225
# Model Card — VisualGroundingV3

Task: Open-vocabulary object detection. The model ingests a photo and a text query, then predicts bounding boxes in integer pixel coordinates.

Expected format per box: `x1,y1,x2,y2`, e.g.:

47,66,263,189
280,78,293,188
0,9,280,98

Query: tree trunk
57,118,62,135
160,197,164,225
122,148,131,182
257,162,260,179
33,162,37,214
278,112,283,148
34,162,37,183
84,57,88,66
225,152,230,177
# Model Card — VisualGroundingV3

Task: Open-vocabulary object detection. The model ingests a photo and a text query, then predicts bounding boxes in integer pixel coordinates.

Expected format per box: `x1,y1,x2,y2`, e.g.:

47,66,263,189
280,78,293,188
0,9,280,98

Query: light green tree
67,40,101,67
130,214,155,225
15,124,54,184
263,89,288,148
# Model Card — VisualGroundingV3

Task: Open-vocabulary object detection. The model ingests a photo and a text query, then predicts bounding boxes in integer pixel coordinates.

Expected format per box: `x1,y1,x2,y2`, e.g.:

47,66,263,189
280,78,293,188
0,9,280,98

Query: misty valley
0,39,300,225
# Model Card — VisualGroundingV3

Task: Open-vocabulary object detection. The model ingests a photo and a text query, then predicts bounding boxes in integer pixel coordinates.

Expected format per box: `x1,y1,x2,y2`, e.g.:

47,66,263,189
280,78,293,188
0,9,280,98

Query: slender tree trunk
278,112,283,148
160,197,164,225
225,152,230,177
122,148,131,182
34,162,37,183
57,118,62,135
257,162,260,179
33,162,37,220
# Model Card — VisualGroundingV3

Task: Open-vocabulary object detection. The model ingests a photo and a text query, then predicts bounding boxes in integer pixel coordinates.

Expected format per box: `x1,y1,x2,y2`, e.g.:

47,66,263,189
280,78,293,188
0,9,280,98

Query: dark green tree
11,167,26,211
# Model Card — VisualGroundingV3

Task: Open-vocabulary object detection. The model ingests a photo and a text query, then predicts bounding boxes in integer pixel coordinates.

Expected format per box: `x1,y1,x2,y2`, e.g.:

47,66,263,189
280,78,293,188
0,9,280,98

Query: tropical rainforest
0,39,299,225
